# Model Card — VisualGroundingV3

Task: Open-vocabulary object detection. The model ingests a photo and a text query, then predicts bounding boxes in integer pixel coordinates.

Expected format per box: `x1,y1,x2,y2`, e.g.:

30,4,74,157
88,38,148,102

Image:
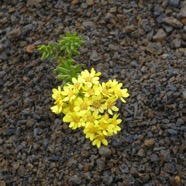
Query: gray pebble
99,147,111,157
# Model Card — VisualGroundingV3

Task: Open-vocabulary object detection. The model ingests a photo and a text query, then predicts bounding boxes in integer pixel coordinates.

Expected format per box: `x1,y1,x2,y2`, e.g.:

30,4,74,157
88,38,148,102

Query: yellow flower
71,76,84,89
109,114,122,134
74,97,91,114
83,111,100,125
82,84,101,97
114,88,129,103
92,132,108,148
106,79,119,89
90,94,106,114
62,102,75,114
50,86,63,114
63,112,85,129
62,85,78,102
100,82,112,97
98,114,113,136
104,97,118,115
106,79,129,102
83,121,100,141
80,68,101,87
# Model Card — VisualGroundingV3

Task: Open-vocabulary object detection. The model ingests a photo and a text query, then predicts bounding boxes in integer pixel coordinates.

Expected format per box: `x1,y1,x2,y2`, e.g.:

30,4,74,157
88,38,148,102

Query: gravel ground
0,0,186,185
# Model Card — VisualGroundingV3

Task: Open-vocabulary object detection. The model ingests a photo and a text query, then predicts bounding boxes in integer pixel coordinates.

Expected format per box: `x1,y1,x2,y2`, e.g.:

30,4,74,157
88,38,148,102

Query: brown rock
86,0,94,5
163,17,183,29
144,139,155,148
163,163,175,174
99,147,111,157
172,38,181,48
17,165,26,177
71,0,80,6
6,28,21,40
153,29,167,42
146,42,163,55
26,44,35,53
0,181,6,186
179,6,186,18
27,0,42,6
125,25,137,33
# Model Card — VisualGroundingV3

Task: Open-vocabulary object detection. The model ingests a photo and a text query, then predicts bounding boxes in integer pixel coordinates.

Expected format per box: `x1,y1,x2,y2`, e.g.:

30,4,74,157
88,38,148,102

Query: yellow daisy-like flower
80,68,101,87
83,121,100,141
74,97,91,115
114,88,129,103
109,114,122,134
63,112,85,129
92,132,108,148
62,102,75,114
106,79,129,102
83,111,100,125
98,114,113,136
90,94,106,114
51,86,63,114
100,82,112,97
104,97,119,115
71,76,84,89
82,84,101,97
62,85,79,102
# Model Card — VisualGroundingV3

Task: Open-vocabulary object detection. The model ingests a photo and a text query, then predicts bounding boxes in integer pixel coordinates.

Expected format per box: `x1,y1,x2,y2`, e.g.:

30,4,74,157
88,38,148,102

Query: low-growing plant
38,32,84,85
38,32,129,148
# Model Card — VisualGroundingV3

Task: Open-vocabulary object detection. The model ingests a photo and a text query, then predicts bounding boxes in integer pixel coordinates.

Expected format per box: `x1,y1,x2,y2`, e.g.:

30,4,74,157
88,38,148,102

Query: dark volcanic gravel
0,0,186,185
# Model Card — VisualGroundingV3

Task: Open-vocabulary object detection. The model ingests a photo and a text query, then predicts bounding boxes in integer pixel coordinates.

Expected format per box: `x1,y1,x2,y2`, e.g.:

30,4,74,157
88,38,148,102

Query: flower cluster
51,68,129,148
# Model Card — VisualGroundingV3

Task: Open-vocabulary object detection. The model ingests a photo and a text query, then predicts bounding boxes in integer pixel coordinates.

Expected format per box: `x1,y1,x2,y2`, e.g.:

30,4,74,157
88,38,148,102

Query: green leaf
56,74,69,81
54,67,69,74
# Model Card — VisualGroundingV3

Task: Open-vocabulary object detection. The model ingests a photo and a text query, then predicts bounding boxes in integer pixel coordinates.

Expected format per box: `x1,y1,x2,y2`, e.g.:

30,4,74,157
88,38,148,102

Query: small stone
169,0,180,8
17,165,25,177
71,0,80,6
96,159,105,172
90,50,99,61
144,139,155,148
0,44,3,53
86,0,94,5
172,38,181,48
170,176,181,185
130,167,139,178
146,42,163,55
164,163,176,173
26,119,36,127
182,90,186,100
150,153,159,162
108,44,119,51
0,181,6,186
162,24,173,33
179,6,186,18
0,71,6,78
137,149,145,157
6,28,21,40
99,147,111,157
167,129,178,136
27,0,42,6
163,17,183,29
69,175,81,185
26,44,35,53
153,29,167,42
13,162,20,171
110,7,117,13
130,60,138,68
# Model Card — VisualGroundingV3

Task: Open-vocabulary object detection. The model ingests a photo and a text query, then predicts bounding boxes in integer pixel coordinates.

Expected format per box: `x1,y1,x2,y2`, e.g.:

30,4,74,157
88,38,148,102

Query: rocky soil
0,0,186,185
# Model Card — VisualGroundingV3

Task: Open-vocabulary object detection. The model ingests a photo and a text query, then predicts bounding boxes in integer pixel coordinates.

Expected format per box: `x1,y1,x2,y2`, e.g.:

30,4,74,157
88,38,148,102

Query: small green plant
38,32,84,85
38,32,129,148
